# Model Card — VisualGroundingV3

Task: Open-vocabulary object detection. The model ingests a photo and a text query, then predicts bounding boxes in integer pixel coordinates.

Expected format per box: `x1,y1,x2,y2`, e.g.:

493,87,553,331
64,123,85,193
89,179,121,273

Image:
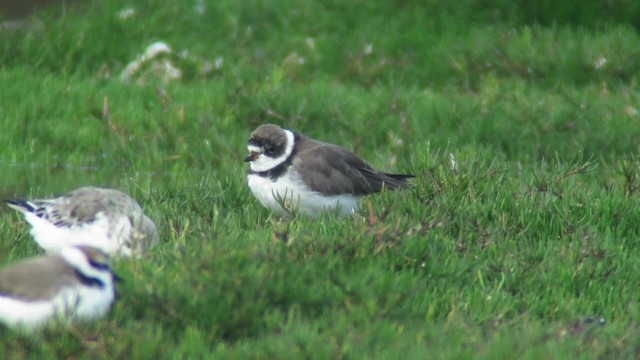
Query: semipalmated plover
245,124,414,217
5,187,158,257
0,246,118,330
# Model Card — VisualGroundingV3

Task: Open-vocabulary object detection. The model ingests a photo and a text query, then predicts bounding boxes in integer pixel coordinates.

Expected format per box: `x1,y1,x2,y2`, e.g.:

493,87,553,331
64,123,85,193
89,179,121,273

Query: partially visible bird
0,246,118,330
5,187,158,257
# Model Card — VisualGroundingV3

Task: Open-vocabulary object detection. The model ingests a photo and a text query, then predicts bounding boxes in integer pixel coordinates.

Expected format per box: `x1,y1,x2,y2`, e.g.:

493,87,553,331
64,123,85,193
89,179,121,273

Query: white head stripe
61,247,112,284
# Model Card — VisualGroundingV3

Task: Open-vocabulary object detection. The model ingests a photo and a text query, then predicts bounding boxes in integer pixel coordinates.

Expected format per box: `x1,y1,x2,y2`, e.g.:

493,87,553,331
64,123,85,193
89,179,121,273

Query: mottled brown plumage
5,187,158,257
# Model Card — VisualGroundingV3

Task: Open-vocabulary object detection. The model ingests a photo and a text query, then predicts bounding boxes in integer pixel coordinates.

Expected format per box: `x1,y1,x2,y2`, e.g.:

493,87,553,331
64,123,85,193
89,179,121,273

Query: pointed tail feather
3,199,38,213
387,173,415,181
382,173,415,190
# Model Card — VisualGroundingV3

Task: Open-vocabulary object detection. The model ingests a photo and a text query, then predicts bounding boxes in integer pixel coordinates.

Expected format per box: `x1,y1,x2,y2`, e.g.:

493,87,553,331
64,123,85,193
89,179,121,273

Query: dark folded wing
0,257,77,301
293,144,413,196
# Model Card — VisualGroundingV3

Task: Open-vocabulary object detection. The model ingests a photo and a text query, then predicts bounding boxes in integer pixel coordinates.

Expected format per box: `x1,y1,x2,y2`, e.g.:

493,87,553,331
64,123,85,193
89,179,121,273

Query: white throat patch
249,129,295,172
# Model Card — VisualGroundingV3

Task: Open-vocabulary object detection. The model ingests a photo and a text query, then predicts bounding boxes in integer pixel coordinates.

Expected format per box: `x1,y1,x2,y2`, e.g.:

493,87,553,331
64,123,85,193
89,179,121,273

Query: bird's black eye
264,143,276,154
249,138,260,146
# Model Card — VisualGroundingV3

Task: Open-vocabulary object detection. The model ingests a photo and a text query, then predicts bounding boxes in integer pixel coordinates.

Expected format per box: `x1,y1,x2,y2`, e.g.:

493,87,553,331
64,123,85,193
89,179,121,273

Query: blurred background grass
1,0,640,358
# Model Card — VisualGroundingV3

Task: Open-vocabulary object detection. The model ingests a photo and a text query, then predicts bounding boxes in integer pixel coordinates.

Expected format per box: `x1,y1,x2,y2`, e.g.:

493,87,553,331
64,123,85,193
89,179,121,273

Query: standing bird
245,124,414,218
0,246,118,330
4,187,158,257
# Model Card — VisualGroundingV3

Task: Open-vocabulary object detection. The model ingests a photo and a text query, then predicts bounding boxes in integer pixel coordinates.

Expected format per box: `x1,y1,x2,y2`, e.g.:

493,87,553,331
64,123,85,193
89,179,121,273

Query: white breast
247,169,360,218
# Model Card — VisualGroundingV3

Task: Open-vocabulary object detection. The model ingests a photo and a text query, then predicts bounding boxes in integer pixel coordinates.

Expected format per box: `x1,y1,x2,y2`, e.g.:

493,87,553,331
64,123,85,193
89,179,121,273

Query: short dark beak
112,272,123,301
244,152,258,162
113,272,123,283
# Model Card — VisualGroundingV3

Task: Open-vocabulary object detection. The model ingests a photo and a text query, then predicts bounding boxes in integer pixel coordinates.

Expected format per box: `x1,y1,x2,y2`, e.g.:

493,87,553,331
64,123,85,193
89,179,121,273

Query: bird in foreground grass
4,187,158,257
245,124,414,218
0,246,118,330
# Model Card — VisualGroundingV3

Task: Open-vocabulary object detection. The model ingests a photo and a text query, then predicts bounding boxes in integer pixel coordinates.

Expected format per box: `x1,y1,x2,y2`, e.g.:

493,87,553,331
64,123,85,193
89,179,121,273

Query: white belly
247,171,359,218
0,297,56,329
0,285,114,330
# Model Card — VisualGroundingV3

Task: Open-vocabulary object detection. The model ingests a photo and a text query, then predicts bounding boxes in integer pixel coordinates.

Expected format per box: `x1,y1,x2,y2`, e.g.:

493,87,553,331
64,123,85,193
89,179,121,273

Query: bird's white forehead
247,145,261,153
60,246,89,267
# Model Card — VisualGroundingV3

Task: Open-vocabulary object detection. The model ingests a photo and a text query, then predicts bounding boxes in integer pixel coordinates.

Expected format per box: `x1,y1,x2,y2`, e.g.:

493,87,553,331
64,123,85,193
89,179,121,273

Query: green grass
1,0,640,358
